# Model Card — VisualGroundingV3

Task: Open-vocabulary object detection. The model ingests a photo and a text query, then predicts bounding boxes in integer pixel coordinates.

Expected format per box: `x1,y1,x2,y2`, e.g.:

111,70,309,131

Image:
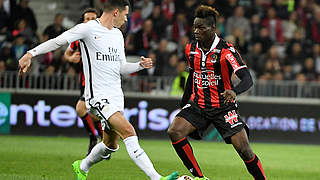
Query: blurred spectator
43,13,67,40
170,61,188,96
312,43,320,74
150,5,167,39
272,0,289,20
284,42,304,74
216,16,226,38
162,53,178,76
155,39,170,75
248,0,266,18
161,0,175,22
223,0,238,19
286,30,306,55
130,5,143,33
11,19,35,45
250,14,262,41
0,60,5,72
0,42,15,71
176,35,189,61
301,57,317,81
226,6,251,41
296,0,313,28
172,11,190,42
136,0,154,20
262,7,284,43
244,42,265,75
306,8,320,44
131,19,158,56
263,45,282,75
253,27,273,53
283,11,300,42
0,0,9,35
10,0,37,33
231,27,248,54
183,0,198,24
12,34,27,67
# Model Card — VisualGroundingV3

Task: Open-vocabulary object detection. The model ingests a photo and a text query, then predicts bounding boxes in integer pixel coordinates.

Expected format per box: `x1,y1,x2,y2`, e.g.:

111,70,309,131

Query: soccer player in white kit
18,0,178,180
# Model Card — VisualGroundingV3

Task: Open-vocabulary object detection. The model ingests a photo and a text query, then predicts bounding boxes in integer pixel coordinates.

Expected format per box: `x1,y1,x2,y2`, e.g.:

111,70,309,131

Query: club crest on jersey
224,110,242,128
210,54,217,63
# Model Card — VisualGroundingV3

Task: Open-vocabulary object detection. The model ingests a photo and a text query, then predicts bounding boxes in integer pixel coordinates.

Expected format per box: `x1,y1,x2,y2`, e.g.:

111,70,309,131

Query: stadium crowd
1,0,320,84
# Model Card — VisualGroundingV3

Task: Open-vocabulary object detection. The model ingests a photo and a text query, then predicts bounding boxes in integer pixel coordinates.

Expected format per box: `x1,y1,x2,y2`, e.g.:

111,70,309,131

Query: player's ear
113,9,119,16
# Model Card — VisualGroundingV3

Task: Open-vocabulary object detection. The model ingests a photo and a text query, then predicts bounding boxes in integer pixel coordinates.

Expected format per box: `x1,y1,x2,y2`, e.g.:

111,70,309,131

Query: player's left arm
119,32,152,74
221,47,253,103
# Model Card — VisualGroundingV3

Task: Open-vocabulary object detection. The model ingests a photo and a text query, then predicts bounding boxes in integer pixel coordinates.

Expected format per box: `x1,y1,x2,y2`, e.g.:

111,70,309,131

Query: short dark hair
80,8,99,22
194,5,219,27
103,0,130,12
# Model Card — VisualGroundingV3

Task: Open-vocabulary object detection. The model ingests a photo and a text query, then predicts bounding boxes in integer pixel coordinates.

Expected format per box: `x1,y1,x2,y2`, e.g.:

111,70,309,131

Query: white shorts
86,96,124,130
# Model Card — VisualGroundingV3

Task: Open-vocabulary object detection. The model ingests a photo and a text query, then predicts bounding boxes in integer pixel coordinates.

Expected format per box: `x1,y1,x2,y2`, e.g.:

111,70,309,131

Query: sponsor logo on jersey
229,47,235,53
194,70,221,88
190,51,199,55
225,53,240,70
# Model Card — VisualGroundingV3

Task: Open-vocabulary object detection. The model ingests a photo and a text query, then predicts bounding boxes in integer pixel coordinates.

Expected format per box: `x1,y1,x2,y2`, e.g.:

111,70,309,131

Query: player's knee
167,126,185,141
120,125,136,139
238,145,254,160
76,102,87,117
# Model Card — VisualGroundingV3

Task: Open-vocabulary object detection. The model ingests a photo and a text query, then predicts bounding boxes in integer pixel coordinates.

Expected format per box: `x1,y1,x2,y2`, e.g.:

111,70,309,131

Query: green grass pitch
0,135,319,180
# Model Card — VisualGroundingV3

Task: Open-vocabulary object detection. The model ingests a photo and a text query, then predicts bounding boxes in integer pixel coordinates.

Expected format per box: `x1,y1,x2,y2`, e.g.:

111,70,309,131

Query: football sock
94,120,103,138
81,113,97,137
244,154,267,180
123,136,161,180
80,142,118,173
172,137,203,177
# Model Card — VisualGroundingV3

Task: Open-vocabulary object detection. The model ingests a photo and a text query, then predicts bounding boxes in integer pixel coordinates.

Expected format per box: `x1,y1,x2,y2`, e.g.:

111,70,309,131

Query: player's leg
79,129,119,173
231,129,267,180
167,116,204,178
76,98,99,155
108,112,178,180
91,114,103,138
73,129,119,179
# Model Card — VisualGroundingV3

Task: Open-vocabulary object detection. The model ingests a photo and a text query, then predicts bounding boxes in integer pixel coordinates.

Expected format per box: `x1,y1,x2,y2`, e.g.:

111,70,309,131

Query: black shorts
176,101,249,144
79,85,85,101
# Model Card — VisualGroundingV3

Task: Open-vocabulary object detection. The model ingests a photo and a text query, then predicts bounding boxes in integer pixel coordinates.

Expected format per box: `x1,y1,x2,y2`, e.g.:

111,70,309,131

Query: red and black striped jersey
185,34,247,109
70,40,85,87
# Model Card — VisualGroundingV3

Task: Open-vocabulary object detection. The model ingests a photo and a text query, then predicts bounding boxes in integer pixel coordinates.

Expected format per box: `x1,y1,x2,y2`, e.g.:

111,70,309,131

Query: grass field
0,135,319,180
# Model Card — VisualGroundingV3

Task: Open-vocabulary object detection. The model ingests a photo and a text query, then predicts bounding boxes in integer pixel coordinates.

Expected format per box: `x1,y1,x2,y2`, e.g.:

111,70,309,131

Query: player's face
114,6,129,28
83,12,97,23
193,17,215,43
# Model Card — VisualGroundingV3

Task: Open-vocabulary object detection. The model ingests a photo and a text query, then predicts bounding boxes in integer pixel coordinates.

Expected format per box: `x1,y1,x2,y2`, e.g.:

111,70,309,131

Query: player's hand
220,90,236,104
69,51,81,63
139,56,153,69
19,52,32,75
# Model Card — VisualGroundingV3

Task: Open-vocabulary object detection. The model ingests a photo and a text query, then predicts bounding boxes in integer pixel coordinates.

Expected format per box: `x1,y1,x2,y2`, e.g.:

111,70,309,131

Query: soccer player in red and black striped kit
64,8,103,156
167,5,267,180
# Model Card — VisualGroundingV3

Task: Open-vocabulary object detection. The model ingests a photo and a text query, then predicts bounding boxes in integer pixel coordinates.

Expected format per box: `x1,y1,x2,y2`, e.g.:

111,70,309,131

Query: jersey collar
196,33,220,55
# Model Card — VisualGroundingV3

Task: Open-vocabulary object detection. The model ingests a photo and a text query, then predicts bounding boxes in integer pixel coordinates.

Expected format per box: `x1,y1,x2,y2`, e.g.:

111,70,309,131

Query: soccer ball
177,175,193,180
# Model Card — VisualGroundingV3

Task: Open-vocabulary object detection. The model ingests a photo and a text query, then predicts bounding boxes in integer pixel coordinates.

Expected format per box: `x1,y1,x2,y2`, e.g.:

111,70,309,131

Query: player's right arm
19,23,89,74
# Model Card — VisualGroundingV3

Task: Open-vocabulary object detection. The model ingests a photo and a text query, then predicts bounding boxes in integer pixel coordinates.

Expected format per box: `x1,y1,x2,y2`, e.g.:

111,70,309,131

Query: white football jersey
61,19,125,107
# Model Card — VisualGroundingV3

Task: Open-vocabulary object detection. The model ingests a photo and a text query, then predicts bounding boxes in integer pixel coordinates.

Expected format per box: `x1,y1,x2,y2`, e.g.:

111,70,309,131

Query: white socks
123,136,161,180
80,142,118,173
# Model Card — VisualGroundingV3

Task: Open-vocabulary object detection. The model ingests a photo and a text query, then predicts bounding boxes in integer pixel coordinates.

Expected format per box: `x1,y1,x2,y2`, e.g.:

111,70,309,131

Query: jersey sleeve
185,43,192,70
61,23,89,44
224,46,247,73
